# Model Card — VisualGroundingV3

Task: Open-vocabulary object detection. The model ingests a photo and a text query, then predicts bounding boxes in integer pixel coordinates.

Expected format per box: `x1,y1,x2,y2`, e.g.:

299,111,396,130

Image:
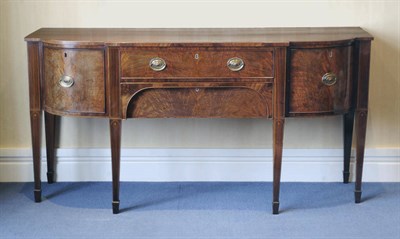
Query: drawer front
288,46,352,115
44,47,105,115
120,48,274,79
123,83,272,118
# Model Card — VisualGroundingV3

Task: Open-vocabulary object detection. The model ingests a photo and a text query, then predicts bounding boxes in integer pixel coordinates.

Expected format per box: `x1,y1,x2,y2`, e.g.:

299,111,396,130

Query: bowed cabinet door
43,47,106,116
288,46,353,116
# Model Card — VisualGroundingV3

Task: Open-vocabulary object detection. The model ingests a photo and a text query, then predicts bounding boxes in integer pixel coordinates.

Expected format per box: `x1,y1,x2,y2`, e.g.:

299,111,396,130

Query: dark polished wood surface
126,85,273,118
25,27,373,46
120,47,274,79
27,42,42,203
288,46,352,115
25,27,373,214
120,81,272,119
43,47,106,115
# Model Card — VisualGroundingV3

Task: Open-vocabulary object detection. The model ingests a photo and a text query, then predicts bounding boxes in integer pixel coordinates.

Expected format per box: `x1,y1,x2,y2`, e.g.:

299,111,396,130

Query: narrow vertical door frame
272,47,287,214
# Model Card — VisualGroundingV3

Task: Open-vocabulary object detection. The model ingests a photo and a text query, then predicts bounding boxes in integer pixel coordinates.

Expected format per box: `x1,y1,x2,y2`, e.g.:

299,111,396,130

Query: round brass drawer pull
149,57,167,71
59,75,74,88
322,72,337,86
227,57,244,71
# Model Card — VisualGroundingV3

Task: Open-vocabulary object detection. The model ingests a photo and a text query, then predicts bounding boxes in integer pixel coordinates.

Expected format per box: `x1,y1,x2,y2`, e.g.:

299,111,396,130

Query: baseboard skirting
0,148,399,182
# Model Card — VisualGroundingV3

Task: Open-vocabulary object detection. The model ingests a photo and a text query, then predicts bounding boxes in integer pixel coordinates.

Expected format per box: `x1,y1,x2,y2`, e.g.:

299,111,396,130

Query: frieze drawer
120,48,274,80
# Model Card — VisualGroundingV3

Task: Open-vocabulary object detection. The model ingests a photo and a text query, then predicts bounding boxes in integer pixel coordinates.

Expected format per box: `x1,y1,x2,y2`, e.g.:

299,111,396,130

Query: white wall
0,1,399,181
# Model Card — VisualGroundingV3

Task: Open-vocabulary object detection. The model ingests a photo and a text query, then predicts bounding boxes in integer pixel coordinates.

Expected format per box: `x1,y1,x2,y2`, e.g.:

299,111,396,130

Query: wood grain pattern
43,47,106,115
121,48,273,79
127,86,272,118
24,28,373,47
288,46,352,115
121,82,272,119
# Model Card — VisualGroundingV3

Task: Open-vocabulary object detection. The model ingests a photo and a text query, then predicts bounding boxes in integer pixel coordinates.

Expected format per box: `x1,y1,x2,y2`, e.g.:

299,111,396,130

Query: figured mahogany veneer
125,84,273,118
120,48,274,79
25,27,373,215
289,46,352,115
43,47,106,115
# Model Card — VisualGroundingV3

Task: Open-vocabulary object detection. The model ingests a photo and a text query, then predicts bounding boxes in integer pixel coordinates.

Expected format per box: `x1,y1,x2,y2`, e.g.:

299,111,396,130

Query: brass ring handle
227,57,244,71
59,75,74,88
149,57,167,71
322,72,337,86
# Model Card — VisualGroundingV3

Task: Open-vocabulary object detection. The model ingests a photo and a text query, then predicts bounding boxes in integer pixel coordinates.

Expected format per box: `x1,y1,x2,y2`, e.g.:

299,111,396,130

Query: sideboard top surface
25,27,373,46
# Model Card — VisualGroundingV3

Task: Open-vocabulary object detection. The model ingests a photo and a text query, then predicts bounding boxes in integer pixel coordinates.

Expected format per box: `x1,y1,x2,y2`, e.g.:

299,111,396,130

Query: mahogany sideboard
25,28,373,214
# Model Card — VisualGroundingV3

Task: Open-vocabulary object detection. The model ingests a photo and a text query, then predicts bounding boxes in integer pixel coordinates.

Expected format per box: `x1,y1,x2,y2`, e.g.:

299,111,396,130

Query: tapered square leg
45,112,56,184
110,119,121,214
354,110,367,204
353,41,371,204
28,42,43,203
273,119,284,215
343,111,354,184
30,111,42,203
271,47,286,215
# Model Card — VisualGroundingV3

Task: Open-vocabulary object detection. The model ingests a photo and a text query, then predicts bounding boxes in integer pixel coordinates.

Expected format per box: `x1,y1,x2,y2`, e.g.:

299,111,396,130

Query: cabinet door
43,47,105,115
288,46,352,115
